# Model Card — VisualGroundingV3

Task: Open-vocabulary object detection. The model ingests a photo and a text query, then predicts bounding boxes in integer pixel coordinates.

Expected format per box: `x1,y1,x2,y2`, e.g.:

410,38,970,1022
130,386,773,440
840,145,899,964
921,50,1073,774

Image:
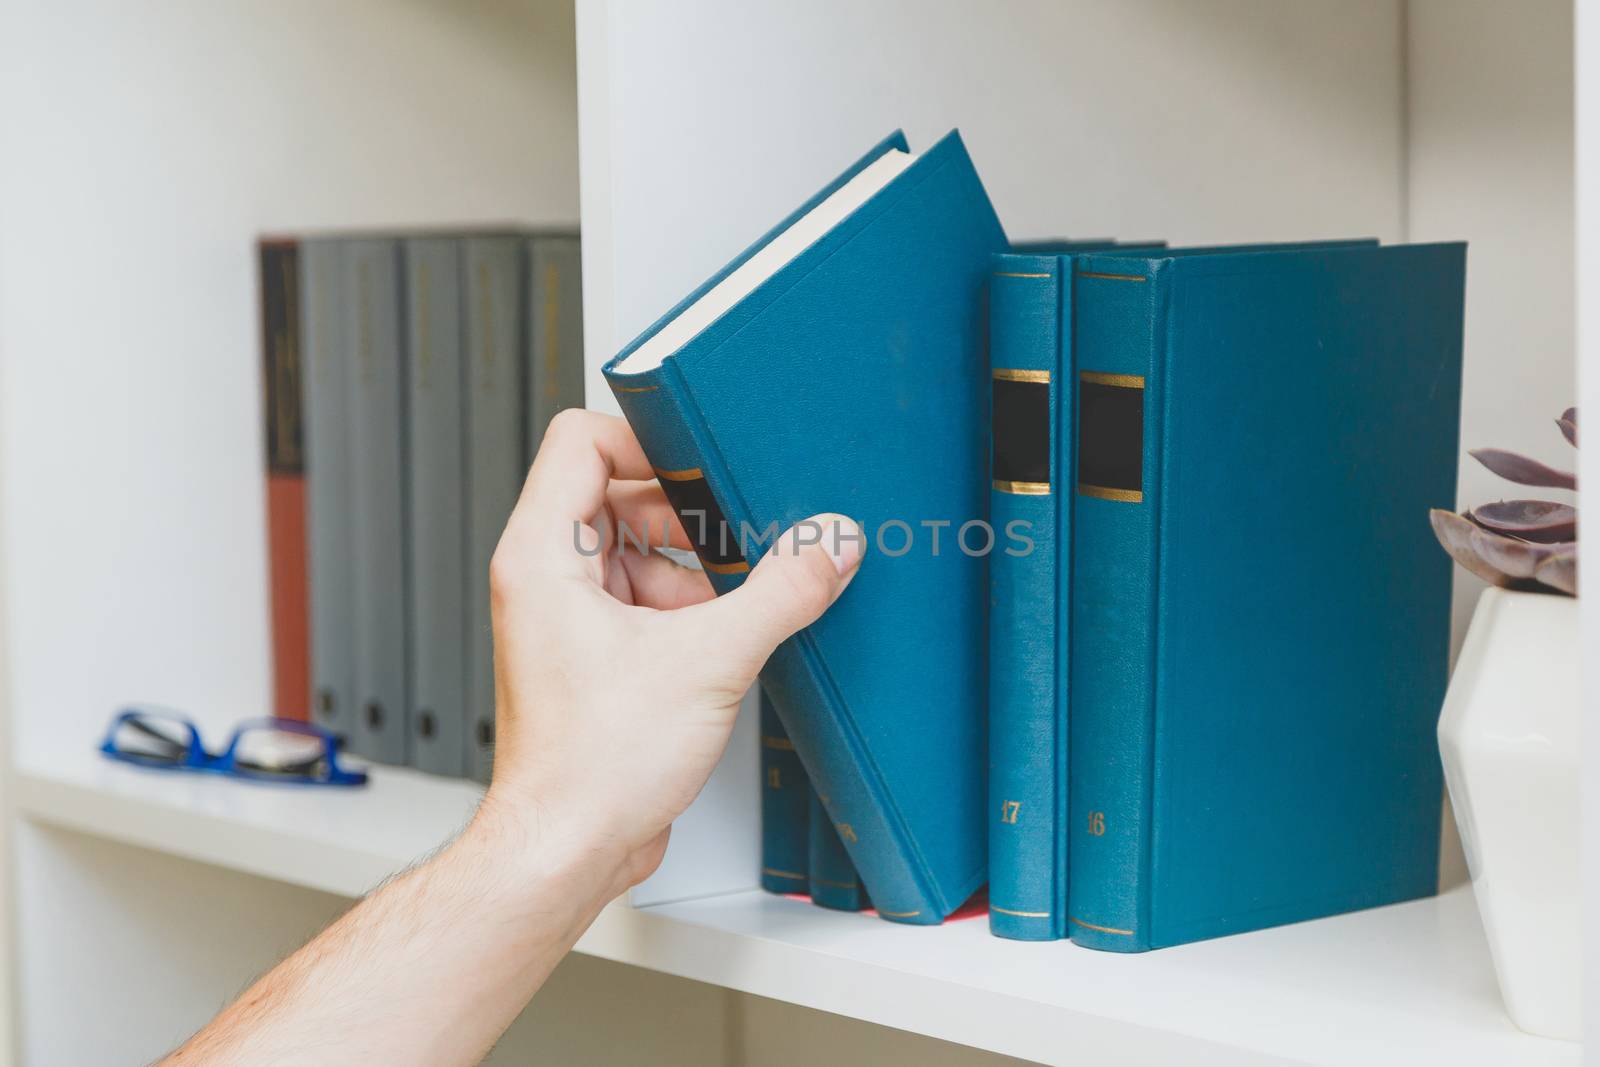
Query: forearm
164,797,626,1067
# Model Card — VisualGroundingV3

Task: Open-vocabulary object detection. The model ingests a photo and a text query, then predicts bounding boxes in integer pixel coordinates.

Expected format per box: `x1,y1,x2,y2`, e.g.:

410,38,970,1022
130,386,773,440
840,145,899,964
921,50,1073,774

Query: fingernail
825,516,865,576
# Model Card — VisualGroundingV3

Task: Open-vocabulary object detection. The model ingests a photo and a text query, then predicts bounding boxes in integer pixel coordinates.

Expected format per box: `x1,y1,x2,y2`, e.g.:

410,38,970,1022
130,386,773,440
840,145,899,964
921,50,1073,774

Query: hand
479,410,863,894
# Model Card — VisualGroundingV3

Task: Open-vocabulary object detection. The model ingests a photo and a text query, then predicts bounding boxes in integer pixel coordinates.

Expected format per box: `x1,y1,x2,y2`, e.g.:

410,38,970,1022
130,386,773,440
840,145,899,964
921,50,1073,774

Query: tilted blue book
1066,241,1465,951
604,130,1006,923
758,690,810,895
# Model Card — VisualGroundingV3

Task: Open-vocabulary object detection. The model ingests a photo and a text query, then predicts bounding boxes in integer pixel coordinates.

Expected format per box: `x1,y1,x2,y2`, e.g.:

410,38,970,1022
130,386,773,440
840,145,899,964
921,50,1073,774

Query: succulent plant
1430,408,1578,596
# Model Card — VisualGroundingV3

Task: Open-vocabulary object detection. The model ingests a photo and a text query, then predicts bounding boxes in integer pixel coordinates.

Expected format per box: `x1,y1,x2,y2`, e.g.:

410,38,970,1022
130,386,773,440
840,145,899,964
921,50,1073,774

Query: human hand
478,410,863,895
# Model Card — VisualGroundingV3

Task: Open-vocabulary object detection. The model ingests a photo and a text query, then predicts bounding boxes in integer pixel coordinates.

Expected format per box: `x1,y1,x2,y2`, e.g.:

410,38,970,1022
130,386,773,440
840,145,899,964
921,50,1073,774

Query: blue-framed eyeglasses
99,707,368,787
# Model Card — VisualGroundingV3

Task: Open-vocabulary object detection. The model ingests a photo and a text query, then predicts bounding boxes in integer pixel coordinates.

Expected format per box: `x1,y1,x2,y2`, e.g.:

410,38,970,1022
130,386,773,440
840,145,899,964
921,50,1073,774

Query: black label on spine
260,241,304,476
655,470,749,574
992,375,1051,489
1077,373,1144,501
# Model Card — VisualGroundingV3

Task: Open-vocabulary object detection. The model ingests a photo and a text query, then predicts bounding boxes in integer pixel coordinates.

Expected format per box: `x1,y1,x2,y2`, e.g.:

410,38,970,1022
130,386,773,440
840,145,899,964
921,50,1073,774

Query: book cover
986,251,1076,940
808,789,868,911
299,238,358,740
759,690,810,895
1067,241,1465,951
259,238,310,722
344,238,409,764
464,236,525,783
525,233,585,464
986,239,1370,941
404,238,469,776
604,130,1006,922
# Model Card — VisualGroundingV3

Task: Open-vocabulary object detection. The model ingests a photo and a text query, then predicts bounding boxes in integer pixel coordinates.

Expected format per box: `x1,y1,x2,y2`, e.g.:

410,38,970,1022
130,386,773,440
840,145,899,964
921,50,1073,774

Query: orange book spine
259,239,310,721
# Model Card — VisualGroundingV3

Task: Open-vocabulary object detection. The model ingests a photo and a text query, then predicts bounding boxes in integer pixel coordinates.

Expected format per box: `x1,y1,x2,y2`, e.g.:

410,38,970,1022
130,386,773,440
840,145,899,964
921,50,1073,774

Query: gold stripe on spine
993,271,1052,279
992,368,1051,383
614,384,659,394
1078,371,1145,389
1078,484,1144,503
994,479,1051,496
1075,271,1149,283
653,466,705,481
761,735,796,751
703,559,751,576
992,906,1051,918
760,868,807,881
877,908,922,919
1070,916,1135,936
810,876,859,890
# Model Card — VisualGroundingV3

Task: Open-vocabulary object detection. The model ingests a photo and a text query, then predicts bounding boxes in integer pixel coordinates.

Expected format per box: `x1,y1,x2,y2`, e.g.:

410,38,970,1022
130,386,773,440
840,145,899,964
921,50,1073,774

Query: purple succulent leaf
1533,547,1577,595
1558,407,1578,448
1430,509,1531,587
1469,500,1577,543
1470,448,1577,490
1468,525,1571,579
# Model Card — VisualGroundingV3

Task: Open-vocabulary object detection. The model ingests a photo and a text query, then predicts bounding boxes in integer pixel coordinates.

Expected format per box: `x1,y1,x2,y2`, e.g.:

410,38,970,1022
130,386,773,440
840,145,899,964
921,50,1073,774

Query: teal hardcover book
604,130,1006,922
987,239,1379,942
759,690,810,895
1066,241,1465,951
808,790,868,911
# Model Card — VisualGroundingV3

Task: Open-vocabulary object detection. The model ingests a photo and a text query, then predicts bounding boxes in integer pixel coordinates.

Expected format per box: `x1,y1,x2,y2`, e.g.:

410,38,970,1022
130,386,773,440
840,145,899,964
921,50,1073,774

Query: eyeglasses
99,707,368,787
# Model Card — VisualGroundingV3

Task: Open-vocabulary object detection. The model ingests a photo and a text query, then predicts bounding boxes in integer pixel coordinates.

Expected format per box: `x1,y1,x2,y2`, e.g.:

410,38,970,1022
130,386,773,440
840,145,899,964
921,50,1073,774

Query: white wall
1406,0,1576,649
0,0,579,766
580,0,1407,403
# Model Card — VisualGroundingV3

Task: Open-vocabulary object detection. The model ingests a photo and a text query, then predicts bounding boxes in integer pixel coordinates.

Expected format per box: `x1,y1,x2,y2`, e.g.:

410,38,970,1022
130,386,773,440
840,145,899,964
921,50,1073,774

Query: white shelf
13,754,1578,1067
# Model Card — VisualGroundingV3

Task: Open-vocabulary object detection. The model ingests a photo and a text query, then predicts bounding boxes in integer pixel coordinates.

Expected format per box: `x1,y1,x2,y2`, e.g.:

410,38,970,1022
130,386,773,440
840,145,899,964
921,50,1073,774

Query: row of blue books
258,229,583,781
603,130,1466,948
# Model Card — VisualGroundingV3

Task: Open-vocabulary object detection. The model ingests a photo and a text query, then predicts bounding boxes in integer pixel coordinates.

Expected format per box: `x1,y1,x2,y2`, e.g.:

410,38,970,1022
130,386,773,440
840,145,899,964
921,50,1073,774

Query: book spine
1067,261,1165,952
464,237,526,783
759,690,810,895
404,238,468,776
345,239,410,764
808,789,867,911
300,239,357,742
525,236,585,465
259,239,310,722
611,366,949,923
987,254,1067,940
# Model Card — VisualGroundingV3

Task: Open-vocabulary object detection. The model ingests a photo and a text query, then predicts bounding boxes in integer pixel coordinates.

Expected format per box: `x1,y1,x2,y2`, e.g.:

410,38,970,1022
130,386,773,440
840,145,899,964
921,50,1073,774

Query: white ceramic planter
1437,587,1579,1041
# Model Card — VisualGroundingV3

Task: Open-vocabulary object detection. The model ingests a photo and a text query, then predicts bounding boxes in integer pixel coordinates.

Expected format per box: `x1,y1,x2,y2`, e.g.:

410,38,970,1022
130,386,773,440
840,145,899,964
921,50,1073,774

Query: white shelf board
12,755,1579,1067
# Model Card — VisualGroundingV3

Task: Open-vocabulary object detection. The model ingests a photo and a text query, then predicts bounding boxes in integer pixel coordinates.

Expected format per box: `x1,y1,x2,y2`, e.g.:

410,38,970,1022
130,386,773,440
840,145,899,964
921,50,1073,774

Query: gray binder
300,239,357,744
464,236,525,782
403,238,468,775
344,239,409,765
525,233,585,462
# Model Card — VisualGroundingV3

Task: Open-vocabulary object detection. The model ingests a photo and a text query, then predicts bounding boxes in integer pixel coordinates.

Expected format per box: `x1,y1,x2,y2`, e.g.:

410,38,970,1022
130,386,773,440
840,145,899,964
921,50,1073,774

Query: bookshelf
0,0,1584,1063
12,754,1579,1067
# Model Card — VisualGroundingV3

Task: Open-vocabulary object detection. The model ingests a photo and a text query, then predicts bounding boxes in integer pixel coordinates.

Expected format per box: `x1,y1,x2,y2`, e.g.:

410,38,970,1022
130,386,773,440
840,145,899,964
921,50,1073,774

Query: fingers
670,515,865,682
498,411,662,583
607,481,692,553
619,549,715,610
519,410,657,531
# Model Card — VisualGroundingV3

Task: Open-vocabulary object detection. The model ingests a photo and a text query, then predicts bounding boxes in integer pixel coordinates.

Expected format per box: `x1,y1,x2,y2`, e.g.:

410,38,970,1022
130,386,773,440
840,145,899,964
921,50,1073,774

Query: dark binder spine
808,789,868,911
987,254,1067,940
759,689,810,894
610,365,950,923
1068,258,1165,952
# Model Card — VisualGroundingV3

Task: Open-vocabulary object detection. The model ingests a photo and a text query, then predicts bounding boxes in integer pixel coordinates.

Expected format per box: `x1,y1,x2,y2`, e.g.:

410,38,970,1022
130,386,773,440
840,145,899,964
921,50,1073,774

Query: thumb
683,514,865,680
